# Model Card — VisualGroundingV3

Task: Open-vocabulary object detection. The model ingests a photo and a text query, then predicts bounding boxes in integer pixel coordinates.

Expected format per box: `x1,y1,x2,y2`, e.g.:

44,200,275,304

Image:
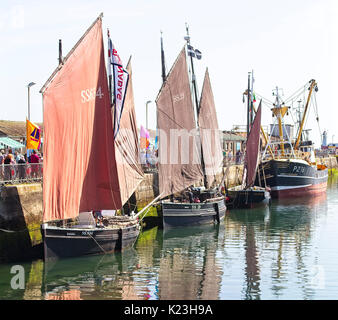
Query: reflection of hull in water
229,193,327,233
158,222,225,300
42,221,140,260
227,205,271,225
226,186,271,209
161,223,225,252
275,192,327,207
43,248,139,300
160,198,226,229
162,222,221,239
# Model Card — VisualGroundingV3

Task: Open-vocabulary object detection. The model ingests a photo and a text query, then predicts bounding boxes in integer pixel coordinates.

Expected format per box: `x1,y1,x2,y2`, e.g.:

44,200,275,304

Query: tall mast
184,24,207,187
58,39,63,65
250,70,254,127
294,79,317,150
247,72,251,137
160,31,166,84
296,99,303,144
271,87,289,157
107,29,113,106
185,23,200,122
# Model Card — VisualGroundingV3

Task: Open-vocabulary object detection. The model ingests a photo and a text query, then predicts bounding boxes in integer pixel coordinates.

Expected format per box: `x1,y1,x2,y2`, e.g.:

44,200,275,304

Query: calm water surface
0,175,337,300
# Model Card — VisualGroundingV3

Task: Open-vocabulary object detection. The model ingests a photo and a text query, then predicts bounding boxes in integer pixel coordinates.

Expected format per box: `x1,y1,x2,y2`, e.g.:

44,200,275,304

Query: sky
0,0,337,147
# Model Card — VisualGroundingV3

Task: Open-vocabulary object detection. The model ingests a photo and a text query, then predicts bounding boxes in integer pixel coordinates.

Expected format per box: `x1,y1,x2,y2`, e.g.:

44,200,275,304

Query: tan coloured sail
42,17,122,222
156,47,203,197
198,68,223,188
114,58,144,205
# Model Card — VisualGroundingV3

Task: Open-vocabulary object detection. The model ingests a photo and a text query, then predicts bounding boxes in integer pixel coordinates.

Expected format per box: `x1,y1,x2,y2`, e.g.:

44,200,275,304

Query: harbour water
0,175,337,300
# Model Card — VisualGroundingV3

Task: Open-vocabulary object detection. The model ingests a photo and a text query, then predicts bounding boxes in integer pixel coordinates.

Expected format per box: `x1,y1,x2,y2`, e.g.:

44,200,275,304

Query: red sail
198,68,223,188
42,17,122,222
156,48,204,197
245,102,262,187
114,58,144,205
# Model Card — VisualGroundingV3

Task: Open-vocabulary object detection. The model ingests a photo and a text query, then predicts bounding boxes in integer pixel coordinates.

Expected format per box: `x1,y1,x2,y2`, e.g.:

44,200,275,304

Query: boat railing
261,150,311,161
0,163,43,184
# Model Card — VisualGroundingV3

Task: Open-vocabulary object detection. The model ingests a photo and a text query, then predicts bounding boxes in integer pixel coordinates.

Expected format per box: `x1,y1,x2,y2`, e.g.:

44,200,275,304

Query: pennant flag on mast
26,119,41,150
107,30,129,137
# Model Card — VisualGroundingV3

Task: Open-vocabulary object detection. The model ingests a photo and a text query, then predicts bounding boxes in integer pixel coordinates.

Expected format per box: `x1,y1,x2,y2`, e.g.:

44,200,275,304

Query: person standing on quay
3,149,15,181
0,150,4,180
17,155,26,180
30,150,40,179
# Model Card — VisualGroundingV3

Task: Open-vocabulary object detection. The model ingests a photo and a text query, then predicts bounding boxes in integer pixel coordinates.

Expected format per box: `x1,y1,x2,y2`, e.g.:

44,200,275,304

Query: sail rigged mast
41,15,122,222
184,24,210,188
156,47,204,198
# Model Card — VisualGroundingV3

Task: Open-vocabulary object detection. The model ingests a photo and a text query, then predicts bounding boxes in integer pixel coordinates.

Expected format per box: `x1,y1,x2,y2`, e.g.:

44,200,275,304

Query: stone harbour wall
0,157,336,262
0,184,43,262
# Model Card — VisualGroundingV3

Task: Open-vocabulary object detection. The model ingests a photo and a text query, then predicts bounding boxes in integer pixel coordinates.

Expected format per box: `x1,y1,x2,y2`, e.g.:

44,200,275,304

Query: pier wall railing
0,163,43,185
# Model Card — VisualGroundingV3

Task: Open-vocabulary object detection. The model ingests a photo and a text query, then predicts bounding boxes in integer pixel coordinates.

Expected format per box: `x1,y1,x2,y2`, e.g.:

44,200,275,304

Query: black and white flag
194,49,202,60
187,44,202,60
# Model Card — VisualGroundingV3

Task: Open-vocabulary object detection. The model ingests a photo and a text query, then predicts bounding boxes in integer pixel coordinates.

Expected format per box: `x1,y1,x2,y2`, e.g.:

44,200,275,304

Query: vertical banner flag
26,119,41,150
107,30,129,137
140,125,150,149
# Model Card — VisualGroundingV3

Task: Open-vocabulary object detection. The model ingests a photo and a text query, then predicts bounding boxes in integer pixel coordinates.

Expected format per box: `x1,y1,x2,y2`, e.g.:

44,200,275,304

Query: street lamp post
146,100,152,130
27,82,36,157
27,82,36,121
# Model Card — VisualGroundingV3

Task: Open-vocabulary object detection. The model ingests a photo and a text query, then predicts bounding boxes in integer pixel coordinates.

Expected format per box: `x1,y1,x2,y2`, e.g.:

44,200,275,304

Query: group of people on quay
0,148,42,182
140,147,245,172
224,149,244,165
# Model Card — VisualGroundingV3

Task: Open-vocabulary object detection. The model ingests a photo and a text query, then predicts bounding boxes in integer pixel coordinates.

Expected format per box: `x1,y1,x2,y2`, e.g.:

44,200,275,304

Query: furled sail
114,58,144,205
156,47,204,198
245,101,262,187
42,16,122,222
198,68,223,188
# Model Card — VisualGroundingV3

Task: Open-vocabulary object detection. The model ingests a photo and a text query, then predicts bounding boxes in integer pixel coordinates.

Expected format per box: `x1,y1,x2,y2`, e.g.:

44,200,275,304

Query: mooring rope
87,232,107,254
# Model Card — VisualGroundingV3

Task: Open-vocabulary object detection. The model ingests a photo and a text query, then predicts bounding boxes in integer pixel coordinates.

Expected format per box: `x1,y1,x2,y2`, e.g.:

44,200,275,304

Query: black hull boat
255,79,328,199
225,98,270,209
155,35,226,229
226,186,271,209
256,159,328,198
42,216,140,260
40,16,145,261
160,197,226,229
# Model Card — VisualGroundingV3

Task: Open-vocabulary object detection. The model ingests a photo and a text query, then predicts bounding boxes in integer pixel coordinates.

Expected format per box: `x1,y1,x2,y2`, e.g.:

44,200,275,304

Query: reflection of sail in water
228,191,327,299
157,224,225,299
42,249,140,300
46,289,82,300
244,225,260,300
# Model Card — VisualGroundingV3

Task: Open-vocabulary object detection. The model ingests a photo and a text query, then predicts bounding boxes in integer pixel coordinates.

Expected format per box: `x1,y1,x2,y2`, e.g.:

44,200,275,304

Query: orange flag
26,119,41,150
